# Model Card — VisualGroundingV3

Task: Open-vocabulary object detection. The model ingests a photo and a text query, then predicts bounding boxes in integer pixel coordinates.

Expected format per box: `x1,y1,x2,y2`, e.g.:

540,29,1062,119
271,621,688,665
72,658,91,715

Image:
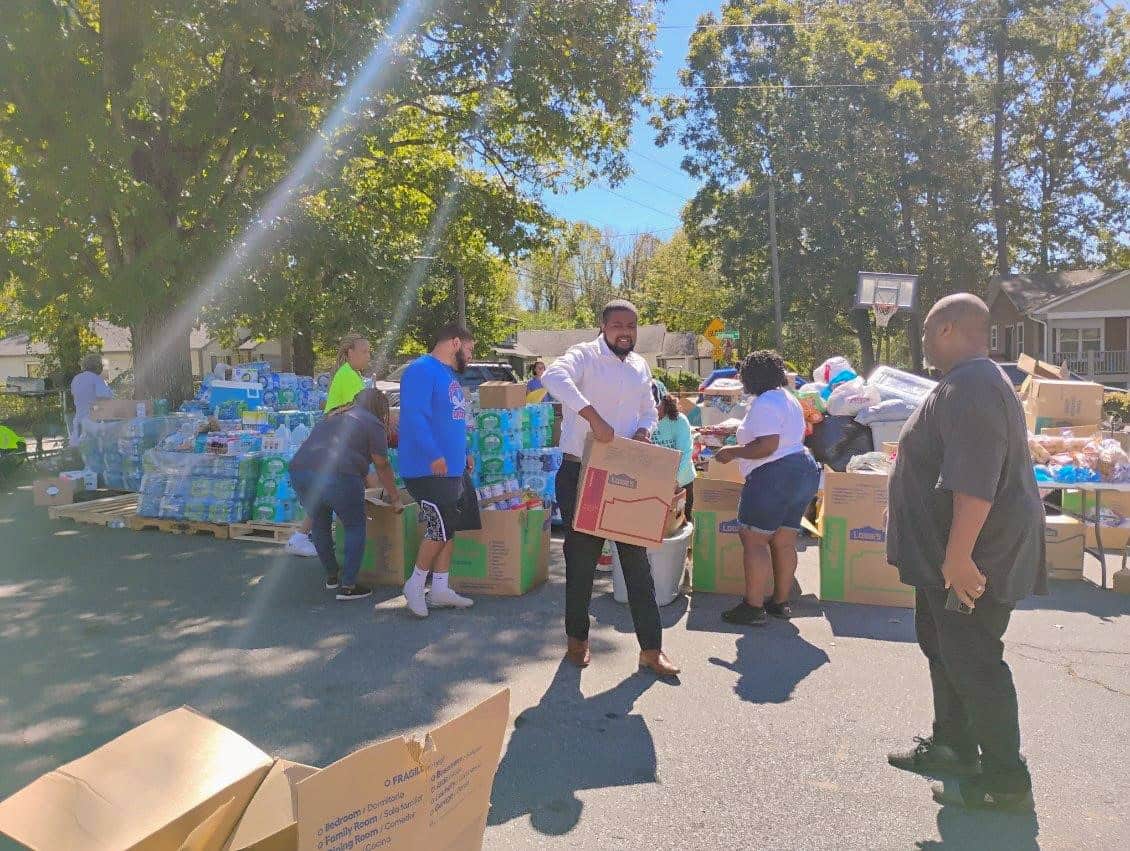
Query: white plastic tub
611,522,694,607
869,419,908,447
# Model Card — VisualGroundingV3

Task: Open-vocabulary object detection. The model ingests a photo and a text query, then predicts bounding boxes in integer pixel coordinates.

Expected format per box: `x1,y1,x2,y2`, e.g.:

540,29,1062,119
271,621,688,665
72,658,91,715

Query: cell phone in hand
945,587,974,615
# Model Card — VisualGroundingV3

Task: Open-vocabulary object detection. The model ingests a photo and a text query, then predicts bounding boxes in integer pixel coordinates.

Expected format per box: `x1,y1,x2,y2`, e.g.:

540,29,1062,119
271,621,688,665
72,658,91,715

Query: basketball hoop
873,301,898,328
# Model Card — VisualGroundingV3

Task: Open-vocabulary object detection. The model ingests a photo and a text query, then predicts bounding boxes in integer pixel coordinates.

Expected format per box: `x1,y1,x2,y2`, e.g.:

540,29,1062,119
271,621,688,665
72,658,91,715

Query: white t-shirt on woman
735,388,807,478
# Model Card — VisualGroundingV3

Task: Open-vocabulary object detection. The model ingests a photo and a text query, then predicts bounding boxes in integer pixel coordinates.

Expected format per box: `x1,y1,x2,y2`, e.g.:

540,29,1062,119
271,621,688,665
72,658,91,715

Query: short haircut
601,299,638,324
433,322,473,347
81,353,104,373
739,350,788,396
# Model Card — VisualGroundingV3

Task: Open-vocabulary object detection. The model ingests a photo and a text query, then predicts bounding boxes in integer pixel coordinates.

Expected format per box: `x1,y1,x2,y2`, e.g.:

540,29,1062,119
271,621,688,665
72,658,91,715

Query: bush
1104,391,1130,423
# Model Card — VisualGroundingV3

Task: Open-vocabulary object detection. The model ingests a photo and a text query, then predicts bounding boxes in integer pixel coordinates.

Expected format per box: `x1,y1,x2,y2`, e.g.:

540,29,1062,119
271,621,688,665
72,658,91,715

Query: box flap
0,707,273,851
294,690,510,851
1017,353,1068,380
224,760,319,851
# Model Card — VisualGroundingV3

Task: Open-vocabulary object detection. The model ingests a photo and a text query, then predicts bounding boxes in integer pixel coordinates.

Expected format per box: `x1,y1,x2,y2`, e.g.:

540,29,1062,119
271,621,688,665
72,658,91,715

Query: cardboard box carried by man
0,691,510,851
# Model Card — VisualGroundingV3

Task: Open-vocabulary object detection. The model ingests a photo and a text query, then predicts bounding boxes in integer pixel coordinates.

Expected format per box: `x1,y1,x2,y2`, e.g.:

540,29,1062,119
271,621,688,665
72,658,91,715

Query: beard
604,333,635,357
454,348,469,373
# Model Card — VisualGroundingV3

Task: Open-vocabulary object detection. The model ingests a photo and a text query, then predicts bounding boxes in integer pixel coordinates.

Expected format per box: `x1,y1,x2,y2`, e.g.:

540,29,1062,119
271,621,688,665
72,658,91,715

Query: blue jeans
291,468,366,586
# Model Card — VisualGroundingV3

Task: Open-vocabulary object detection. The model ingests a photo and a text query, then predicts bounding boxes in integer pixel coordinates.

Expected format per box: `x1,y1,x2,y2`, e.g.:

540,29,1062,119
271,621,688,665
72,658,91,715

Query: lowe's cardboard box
819,469,914,608
574,436,681,548
1023,379,1104,433
1044,514,1084,579
335,496,420,587
0,690,510,851
451,507,549,596
690,463,747,595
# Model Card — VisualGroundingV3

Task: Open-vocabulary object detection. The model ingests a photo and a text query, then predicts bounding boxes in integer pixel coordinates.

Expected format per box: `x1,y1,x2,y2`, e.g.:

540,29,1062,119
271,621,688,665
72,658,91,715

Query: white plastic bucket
611,522,694,607
869,419,908,447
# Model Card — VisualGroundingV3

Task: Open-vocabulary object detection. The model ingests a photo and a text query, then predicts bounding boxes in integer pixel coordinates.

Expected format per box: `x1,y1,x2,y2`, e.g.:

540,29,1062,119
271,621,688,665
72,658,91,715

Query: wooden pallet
127,515,231,539
228,521,301,545
48,494,139,525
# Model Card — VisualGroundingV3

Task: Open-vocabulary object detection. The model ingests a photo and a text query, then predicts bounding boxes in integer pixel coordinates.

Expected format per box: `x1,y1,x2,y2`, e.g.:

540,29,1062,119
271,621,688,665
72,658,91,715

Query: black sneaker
722,602,768,626
888,736,980,779
931,776,1034,812
325,573,341,591
336,584,372,601
765,600,793,619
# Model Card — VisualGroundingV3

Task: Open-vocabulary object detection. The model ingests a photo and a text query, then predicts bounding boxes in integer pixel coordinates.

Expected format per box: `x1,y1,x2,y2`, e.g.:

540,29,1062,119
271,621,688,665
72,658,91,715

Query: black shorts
404,473,482,543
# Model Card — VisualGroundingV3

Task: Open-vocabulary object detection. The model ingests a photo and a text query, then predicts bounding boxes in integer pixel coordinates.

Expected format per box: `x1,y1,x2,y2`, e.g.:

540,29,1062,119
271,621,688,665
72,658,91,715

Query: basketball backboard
855,272,918,310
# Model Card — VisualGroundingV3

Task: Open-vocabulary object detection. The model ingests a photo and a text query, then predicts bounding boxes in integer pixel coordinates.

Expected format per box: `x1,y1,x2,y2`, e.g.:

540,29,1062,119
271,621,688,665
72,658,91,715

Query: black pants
556,460,662,651
683,481,694,519
915,586,1030,789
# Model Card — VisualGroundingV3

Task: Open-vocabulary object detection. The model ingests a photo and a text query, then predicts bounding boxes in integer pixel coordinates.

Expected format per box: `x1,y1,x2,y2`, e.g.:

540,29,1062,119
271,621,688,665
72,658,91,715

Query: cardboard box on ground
32,476,79,506
574,436,682,549
818,469,915,608
690,462,746,596
338,494,549,596
1044,514,1084,579
1023,378,1104,433
0,690,510,851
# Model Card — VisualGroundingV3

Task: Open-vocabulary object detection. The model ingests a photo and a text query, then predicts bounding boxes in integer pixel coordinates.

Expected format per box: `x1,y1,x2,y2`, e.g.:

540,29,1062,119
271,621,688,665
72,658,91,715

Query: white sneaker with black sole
286,532,318,558
427,588,474,609
336,584,372,601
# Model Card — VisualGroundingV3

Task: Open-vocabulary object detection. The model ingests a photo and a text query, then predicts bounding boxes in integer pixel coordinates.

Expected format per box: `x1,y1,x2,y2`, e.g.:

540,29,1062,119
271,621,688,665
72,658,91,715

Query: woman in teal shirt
652,386,696,516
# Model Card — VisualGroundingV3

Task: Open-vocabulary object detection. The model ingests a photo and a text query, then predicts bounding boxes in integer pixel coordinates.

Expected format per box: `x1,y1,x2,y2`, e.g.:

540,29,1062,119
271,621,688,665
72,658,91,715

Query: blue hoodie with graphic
397,354,468,479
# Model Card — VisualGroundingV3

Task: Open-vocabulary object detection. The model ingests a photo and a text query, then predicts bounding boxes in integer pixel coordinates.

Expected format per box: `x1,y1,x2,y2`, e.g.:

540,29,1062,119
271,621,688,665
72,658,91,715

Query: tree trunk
279,333,294,372
131,311,193,406
907,312,924,372
54,318,85,386
991,12,1009,276
291,312,315,377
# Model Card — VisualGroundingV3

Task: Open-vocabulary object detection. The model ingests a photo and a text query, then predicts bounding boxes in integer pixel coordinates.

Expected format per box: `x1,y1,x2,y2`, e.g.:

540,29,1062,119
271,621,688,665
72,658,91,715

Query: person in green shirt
325,333,371,412
651,385,697,517
288,332,372,557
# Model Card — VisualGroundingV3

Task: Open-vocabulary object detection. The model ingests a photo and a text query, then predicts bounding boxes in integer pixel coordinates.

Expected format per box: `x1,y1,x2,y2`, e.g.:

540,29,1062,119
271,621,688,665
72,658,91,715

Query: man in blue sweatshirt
398,322,481,617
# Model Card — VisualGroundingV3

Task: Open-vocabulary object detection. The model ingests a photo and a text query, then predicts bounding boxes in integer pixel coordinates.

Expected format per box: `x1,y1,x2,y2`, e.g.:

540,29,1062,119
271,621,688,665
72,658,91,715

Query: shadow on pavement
708,621,829,703
1017,578,1130,621
821,600,917,642
488,660,668,835
916,805,1040,850
0,481,561,799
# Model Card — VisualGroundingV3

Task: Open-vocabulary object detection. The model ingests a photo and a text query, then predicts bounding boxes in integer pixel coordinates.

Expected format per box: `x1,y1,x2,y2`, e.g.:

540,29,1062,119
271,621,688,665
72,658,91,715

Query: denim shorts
737,450,821,534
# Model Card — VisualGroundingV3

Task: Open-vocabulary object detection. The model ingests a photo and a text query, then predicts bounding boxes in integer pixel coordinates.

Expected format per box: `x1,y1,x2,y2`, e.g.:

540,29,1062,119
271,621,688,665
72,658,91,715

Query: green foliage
1,1,661,401
1104,392,1130,422
653,368,703,392
635,230,733,332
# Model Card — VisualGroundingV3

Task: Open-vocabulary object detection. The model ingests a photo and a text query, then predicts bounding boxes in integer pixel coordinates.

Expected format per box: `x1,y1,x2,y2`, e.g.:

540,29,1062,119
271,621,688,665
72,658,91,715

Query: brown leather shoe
566,637,591,668
639,650,680,678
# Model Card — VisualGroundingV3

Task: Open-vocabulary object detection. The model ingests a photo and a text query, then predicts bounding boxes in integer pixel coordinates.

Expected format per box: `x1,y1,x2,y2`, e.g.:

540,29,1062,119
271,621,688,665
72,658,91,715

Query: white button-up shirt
541,336,659,458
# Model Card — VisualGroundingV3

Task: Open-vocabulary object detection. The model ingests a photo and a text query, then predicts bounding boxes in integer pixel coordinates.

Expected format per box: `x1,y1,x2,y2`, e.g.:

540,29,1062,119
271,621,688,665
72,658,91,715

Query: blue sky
541,1,715,238
542,1,1124,240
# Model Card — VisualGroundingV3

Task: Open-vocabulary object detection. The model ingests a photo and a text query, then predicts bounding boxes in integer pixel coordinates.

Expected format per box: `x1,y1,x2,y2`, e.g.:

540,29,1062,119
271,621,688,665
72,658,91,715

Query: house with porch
987,269,1130,388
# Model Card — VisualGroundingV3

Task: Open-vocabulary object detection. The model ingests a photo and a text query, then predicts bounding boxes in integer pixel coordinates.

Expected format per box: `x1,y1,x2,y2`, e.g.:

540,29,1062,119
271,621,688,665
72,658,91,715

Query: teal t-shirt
653,414,696,487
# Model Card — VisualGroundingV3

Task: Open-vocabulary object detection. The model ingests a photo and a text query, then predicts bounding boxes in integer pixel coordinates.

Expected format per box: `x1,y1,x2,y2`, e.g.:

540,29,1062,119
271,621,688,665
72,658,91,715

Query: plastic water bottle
290,423,311,447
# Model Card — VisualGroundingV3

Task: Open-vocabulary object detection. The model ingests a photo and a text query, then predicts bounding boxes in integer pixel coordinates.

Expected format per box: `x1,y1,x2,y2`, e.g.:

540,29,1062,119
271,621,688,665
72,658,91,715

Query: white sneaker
404,582,429,618
286,532,318,558
427,587,474,609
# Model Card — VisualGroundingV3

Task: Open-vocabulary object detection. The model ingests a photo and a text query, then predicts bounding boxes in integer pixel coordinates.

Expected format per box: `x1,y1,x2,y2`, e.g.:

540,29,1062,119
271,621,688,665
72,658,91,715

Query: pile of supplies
468,391,559,513
184,361,330,418
1030,432,1130,485
79,416,185,491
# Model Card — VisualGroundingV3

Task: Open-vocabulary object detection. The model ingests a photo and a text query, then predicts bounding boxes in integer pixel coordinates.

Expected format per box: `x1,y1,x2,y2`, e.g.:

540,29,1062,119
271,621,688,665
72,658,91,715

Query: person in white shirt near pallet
542,300,680,679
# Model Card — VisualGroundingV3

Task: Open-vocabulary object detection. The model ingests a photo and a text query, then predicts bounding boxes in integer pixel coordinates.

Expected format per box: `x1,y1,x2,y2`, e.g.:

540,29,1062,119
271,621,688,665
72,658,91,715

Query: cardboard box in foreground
819,469,914,608
574,436,681,548
0,691,510,851
335,496,421,587
33,476,79,507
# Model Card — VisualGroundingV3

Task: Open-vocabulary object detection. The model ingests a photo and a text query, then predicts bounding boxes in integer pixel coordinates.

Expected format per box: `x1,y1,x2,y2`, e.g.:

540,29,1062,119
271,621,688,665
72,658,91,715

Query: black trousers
556,460,662,651
915,586,1030,789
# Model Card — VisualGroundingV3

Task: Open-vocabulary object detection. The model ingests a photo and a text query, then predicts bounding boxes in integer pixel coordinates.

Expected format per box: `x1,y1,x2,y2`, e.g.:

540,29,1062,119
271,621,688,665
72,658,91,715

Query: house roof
989,269,1127,314
493,325,672,360
0,333,47,357
0,321,133,357
660,331,713,358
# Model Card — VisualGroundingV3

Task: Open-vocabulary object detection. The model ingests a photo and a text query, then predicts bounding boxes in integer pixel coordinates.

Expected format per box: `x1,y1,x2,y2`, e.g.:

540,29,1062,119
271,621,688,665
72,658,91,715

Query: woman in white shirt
715,350,821,626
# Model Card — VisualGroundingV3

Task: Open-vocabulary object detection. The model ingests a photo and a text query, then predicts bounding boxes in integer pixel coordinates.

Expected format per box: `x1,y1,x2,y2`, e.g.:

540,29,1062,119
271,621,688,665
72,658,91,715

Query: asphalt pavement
1,477,1128,850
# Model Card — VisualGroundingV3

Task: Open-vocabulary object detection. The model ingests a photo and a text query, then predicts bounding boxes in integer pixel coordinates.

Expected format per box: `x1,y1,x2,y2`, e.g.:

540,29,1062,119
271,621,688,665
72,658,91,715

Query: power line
594,183,683,221
623,171,692,202
627,148,688,179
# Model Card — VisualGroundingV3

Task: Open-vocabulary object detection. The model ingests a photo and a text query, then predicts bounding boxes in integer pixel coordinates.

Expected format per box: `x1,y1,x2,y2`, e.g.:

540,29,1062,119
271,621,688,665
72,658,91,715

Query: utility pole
768,177,783,350
453,267,467,329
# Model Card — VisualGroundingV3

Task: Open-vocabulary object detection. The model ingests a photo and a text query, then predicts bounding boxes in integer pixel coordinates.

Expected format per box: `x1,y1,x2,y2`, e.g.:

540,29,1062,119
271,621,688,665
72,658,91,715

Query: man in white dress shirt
542,300,680,678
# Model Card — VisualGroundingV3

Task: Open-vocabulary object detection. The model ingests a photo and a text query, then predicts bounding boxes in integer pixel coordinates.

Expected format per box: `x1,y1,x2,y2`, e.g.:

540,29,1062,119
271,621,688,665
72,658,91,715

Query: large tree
1,1,660,401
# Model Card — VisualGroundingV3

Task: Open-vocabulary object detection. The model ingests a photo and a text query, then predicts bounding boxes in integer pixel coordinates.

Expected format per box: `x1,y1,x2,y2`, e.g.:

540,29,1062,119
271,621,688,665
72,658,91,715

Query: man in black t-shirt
886,293,1044,812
